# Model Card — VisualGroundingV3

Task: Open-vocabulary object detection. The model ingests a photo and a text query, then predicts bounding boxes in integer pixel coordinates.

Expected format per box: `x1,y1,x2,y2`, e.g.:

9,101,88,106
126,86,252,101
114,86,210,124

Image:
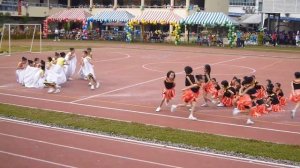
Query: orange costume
290,81,300,103
162,80,175,101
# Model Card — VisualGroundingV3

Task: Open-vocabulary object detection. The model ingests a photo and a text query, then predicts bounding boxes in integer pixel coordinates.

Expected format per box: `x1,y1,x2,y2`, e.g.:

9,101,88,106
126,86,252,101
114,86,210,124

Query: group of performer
15,51,300,124
156,65,300,124
16,47,99,93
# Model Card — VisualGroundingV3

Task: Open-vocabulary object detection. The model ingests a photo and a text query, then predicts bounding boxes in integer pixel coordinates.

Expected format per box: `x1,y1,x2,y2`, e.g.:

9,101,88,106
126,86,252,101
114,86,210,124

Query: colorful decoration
227,25,236,48
171,23,181,45
125,21,134,42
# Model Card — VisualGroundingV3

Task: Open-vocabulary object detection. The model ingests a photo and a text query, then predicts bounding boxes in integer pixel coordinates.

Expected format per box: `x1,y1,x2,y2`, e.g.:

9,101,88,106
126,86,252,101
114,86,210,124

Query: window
230,0,256,6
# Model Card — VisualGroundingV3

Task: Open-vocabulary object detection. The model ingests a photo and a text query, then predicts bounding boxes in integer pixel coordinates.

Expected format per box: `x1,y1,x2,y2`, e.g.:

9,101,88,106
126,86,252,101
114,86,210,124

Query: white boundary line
94,52,131,63
0,150,76,168
71,57,247,103
1,93,300,136
0,117,297,168
0,133,181,168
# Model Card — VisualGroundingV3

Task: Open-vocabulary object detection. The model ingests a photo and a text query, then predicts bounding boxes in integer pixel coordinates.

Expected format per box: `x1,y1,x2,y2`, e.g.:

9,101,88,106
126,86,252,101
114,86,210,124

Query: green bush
258,32,263,46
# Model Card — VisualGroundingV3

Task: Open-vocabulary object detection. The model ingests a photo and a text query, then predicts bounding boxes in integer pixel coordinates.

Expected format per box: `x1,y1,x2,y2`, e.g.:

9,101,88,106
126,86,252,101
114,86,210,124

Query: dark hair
40,60,45,65
28,60,33,65
236,79,241,84
83,50,88,55
295,72,300,79
242,76,254,85
34,57,39,62
166,71,175,79
195,74,203,81
41,65,45,71
204,64,211,74
251,75,256,79
275,82,281,88
70,48,75,51
232,76,237,80
21,57,27,61
266,88,274,95
87,48,92,51
221,80,229,88
55,52,60,57
266,79,272,85
211,78,216,82
184,66,193,74
60,52,66,58
47,57,52,62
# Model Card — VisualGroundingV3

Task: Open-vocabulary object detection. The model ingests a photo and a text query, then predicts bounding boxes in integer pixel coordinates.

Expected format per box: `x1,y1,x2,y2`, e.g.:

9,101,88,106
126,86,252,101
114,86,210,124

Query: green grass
1,39,300,54
0,103,300,163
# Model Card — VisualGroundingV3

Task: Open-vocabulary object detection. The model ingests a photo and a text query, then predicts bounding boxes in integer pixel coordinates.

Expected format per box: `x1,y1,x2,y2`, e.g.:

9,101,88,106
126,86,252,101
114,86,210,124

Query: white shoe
54,89,61,94
186,104,192,107
56,85,61,89
291,110,296,119
246,119,254,125
233,108,241,116
201,103,208,107
90,85,95,90
211,100,217,104
88,82,92,86
96,82,100,89
217,103,224,107
171,105,177,112
188,115,197,120
68,78,73,81
47,88,55,93
156,107,161,112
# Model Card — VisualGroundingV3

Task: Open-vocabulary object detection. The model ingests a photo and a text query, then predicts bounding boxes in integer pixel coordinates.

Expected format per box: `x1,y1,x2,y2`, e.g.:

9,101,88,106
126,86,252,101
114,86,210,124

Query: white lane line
0,150,76,168
0,133,182,168
1,93,300,135
0,118,295,168
71,56,247,103
94,53,131,63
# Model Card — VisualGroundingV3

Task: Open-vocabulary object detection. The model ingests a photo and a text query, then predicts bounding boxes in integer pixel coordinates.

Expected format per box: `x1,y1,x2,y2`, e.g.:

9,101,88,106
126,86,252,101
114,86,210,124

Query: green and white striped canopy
88,11,134,23
182,12,236,26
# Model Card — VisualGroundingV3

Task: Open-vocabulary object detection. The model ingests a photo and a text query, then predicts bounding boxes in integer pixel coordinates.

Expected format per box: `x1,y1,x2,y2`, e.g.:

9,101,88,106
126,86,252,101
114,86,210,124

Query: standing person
65,48,77,80
81,50,100,90
272,32,277,47
290,72,300,118
171,74,204,120
296,31,300,47
54,27,60,42
201,64,217,107
156,71,176,112
233,76,257,125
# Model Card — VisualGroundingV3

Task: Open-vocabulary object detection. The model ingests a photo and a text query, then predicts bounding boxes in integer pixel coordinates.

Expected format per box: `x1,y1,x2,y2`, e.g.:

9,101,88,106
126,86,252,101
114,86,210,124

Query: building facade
0,0,229,18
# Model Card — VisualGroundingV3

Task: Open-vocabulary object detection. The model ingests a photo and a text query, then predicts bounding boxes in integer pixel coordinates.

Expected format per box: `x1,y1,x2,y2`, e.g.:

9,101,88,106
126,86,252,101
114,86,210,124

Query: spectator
296,31,300,46
54,27,60,42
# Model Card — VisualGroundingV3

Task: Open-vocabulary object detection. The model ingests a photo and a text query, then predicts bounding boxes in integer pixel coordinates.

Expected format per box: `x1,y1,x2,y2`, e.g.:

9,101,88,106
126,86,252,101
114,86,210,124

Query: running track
0,44,300,167
0,118,295,168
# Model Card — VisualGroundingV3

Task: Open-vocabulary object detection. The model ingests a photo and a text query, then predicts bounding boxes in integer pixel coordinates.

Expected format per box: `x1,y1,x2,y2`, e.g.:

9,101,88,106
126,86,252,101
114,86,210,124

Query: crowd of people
15,47,100,93
155,65,300,125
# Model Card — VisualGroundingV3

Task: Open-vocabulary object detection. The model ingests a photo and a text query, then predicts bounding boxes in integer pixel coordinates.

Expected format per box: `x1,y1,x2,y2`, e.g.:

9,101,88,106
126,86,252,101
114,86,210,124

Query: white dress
64,52,77,78
31,69,46,88
16,68,26,84
46,63,67,85
24,66,40,88
81,56,96,79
